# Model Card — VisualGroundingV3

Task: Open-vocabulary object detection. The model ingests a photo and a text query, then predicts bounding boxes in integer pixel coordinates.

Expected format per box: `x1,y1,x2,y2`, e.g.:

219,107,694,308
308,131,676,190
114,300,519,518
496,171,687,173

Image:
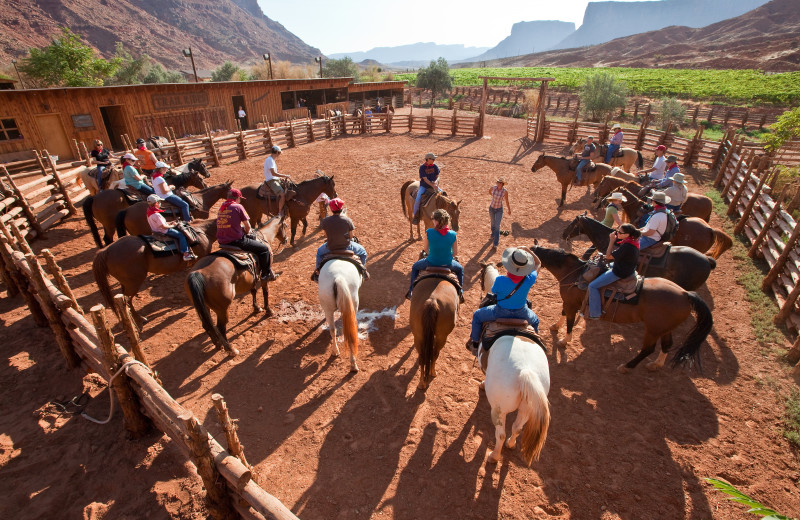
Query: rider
134,138,158,176
406,208,464,302
637,191,670,250
151,161,191,222
311,197,369,281
264,145,293,216
602,192,626,228
216,188,278,282
639,145,667,184
412,152,441,225
656,155,681,188
146,194,196,262
658,172,688,213
605,123,623,163
121,153,155,197
575,136,595,184
467,246,541,355
586,223,640,319
90,139,112,189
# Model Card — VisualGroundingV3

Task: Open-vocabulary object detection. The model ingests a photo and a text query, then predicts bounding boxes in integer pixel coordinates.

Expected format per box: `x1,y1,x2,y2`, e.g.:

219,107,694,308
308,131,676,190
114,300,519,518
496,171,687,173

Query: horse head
446,198,461,232
322,175,337,199
531,154,546,172
187,167,209,190
189,158,211,179
561,213,585,241
478,261,503,292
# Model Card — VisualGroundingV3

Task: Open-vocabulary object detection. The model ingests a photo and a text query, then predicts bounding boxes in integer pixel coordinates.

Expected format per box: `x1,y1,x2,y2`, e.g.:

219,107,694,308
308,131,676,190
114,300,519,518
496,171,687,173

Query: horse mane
532,245,583,264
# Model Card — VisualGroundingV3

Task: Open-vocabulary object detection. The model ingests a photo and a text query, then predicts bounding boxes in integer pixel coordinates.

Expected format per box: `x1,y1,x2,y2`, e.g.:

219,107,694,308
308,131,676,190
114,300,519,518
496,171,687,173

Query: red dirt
1,112,799,520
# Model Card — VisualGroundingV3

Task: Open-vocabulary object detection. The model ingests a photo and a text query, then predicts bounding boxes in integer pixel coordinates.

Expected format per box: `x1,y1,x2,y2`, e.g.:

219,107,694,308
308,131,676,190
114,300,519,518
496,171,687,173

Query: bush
211,62,242,82
764,105,800,153
656,97,686,129
580,72,627,122
321,57,359,79
416,58,453,104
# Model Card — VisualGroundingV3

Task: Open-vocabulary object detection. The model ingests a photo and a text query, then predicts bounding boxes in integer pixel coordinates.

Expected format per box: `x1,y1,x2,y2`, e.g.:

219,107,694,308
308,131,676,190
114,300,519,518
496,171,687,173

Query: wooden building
0,78,406,161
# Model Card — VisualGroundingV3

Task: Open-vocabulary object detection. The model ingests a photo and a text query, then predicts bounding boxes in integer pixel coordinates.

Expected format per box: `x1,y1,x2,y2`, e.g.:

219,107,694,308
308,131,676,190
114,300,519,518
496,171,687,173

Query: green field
395,67,800,106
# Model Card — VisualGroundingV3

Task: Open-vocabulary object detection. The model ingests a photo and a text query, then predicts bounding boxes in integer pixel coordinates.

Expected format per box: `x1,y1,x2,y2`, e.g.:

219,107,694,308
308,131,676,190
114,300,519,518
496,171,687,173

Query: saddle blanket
479,320,545,353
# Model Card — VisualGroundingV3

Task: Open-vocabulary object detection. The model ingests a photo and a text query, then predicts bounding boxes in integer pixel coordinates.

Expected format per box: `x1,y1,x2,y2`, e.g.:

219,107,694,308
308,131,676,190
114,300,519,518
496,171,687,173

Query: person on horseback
575,136,595,184
311,197,369,282
412,152,441,225
605,124,623,163
134,138,158,175
656,156,681,188
586,223,640,319
602,192,626,228
121,153,155,197
152,161,191,222
489,177,511,251
637,191,671,250
216,188,278,282
91,139,112,189
263,145,293,216
639,145,667,184
406,208,463,302
146,194,197,262
658,172,688,213
466,246,542,355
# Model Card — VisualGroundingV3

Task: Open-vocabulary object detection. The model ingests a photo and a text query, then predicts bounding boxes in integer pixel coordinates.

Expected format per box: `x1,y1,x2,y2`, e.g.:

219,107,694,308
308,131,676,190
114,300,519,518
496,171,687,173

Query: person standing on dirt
134,138,158,175
412,152,441,225
263,145,293,216
605,124,623,163
237,106,247,130
488,177,511,251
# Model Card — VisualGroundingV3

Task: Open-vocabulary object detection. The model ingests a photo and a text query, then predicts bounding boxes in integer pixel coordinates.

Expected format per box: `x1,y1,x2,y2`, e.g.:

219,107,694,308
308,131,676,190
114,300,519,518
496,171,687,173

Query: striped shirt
490,186,507,209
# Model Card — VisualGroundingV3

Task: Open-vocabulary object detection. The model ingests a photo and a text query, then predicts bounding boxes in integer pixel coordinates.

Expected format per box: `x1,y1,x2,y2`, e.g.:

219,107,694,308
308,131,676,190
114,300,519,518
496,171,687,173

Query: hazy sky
257,0,654,55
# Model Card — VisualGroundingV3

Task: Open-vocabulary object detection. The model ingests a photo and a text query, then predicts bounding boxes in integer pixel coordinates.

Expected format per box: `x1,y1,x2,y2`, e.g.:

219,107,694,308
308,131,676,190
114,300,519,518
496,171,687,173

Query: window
0,118,21,141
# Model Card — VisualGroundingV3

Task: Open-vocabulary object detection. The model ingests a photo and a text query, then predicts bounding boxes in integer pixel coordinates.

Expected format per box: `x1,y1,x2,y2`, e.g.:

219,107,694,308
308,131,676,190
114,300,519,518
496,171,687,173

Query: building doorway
34,113,73,160
232,95,248,130
99,106,127,151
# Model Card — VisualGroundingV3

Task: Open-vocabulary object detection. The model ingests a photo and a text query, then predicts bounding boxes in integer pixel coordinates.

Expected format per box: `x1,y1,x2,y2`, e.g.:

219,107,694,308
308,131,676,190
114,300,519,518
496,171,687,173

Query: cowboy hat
496,177,506,184
671,172,687,184
607,192,627,202
154,161,169,169
424,152,437,160
649,191,671,204
501,247,536,277
666,155,678,163
611,123,621,129
146,194,163,204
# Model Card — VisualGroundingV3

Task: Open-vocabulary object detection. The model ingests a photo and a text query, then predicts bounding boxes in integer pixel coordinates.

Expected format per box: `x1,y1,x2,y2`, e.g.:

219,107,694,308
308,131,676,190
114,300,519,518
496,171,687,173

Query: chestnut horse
532,244,713,373
410,276,460,390
400,180,461,241
593,176,713,222
530,154,615,207
573,138,644,172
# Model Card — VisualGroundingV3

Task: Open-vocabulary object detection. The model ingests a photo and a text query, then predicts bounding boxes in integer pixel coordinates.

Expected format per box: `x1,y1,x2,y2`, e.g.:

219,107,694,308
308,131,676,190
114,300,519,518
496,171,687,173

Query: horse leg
289,218,299,246
250,284,263,314
216,308,239,357
506,406,530,451
260,281,273,318
324,305,341,358
559,185,566,207
487,405,507,464
619,330,660,374
301,218,308,236
126,295,147,331
646,332,672,371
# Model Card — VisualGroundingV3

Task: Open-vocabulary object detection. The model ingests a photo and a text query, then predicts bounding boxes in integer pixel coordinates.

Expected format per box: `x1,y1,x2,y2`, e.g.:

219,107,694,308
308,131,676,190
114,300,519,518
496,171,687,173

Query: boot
459,291,465,304
404,288,412,300
262,270,280,282
465,339,479,355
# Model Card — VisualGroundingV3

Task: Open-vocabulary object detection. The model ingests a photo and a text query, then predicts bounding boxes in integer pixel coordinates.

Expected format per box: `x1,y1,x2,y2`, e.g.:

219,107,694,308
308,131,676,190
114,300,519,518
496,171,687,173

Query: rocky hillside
465,21,575,61
0,0,320,69
329,43,490,66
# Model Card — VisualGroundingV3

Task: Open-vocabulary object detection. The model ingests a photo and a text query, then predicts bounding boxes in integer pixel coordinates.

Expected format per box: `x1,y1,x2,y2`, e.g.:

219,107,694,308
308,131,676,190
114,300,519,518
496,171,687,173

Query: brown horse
239,174,337,246
593,177,713,222
410,276,460,390
573,138,644,172
92,218,219,328
531,154,615,207
400,180,462,241
184,217,286,357
83,159,211,247
613,187,731,258
532,244,713,373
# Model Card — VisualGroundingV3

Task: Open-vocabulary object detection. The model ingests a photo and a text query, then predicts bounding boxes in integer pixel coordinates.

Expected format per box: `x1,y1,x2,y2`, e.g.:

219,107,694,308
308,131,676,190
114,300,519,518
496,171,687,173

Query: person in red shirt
216,188,278,281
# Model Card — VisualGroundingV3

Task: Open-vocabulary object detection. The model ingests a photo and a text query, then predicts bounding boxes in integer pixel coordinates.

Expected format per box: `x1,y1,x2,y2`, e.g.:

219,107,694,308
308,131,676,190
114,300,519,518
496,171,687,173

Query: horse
530,154,615,207
147,136,171,151
83,158,211,248
573,138,644,172
92,218,219,328
80,165,124,196
400,180,462,241
410,274,460,391
318,257,363,372
477,262,550,465
239,174,337,246
114,181,233,238
562,213,716,291
593,177,713,222
592,176,642,209
184,217,287,357
613,187,731,258
532,243,713,373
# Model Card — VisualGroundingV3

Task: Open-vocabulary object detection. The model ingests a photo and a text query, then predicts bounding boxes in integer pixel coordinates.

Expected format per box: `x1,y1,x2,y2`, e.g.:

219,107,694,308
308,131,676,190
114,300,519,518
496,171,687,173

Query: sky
256,0,652,55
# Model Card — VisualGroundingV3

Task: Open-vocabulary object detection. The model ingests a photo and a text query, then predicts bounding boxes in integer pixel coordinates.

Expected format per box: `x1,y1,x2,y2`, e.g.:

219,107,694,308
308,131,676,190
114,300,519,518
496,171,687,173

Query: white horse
319,259,362,372
477,263,551,465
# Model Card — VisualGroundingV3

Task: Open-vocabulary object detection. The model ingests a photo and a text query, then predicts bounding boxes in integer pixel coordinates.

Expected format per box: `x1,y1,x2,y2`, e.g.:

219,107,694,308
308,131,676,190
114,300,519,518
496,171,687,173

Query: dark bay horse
532,244,713,373
83,158,211,248
593,176,713,222
239,174,337,246
531,154,615,207
410,277,460,390
400,180,461,241
184,217,286,357
562,213,716,290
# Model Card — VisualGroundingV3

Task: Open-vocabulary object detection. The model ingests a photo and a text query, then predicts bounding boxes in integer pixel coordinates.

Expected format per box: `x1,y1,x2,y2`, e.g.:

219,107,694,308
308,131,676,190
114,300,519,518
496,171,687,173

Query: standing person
412,152,441,225
467,246,542,354
406,209,463,302
146,195,196,262
488,177,511,251
121,153,154,197
605,123,623,163
216,188,278,282
311,197,368,281
658,172,688,212
263,145,293,216
237,106,247,130
586,224,640,319
637,192,670,250
90,139,112,189
134,138,158,175
151,161,191,222
575,136,596,184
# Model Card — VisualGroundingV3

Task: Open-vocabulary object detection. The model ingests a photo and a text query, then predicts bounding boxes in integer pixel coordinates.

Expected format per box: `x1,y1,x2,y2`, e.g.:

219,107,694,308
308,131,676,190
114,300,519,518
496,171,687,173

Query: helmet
271,145,282,154
328,198,345,212
154,161,169,169
147,194,163,204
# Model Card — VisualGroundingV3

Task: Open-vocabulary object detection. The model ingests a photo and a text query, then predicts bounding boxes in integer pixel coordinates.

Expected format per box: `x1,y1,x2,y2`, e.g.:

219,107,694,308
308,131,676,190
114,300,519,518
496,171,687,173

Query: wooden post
478,77,489,138
204,123,221,167
42,150,77,215
8,221,35,256
211,393,253,472
773,277,800,326
684,126,702,167
170,127,185,165
112,294,161,385
288,119,297,146
1,166,46,237
264,125,274,150
734,167,775,235
692,105,700,126
749,185,790,257
721,148,751,199
32,149,49,176
762,220,800,291
787,335,800,365
714,132,739,186
536,81,548,142
80,142,92,167
41,249,83,315
711,129,732,174
0,229,47,326
236,127,247,159
90,305,151,436
636,116,648,151
727,155,759,216
0,246,19,297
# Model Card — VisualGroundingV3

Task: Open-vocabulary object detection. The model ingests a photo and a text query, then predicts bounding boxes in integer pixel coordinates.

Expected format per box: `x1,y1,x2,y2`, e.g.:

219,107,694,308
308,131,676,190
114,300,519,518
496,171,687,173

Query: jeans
489,206,503,247
409,258,463,292
163,227,189,254
133,184,155,197
413,185,427,216
225,236,271,278
470,305,539,342
666,204,681,212
164,194,191,222
605,144,620,163
576,159,590,182
96,165,106,187
316,241,368,270
588,269,621,318
639,236,659,249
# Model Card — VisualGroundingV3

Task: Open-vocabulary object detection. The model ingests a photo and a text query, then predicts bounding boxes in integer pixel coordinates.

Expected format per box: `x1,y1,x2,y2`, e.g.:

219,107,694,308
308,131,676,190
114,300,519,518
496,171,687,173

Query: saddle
138,222,201,258
256,180,297,201
568,157,596,172
318,249,368,278
117,188,144,205
91,166,118,189
479,319,544,353
598,144,625,159
578,264,644,310
411,266,462,293
638,242,670,273
211,248,258,276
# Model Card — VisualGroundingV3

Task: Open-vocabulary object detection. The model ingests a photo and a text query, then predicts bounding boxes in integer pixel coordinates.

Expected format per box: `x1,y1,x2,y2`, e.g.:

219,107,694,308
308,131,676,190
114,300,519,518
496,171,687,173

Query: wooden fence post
41,249,83,315
80,142,92,167
762,220,800,291
236,127,248,159
203,123,221,167
170,127,184,165
684,126,703,168
714,132,739,185
264,125,274,150
773,277,800,326
636,116,649,151
1,166,46,237
787,335,800,365
727,155,760,216
734,167,775,235
32,149,49,176
721,148,751,199
748,185,790,257
42,150,77,215
0,228,47,326
288,120,297,147
113,293,161,385
211,393,253,472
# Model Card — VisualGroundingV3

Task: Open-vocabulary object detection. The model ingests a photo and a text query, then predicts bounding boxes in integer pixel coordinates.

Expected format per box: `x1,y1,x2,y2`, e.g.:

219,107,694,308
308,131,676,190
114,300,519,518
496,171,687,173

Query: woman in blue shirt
406,209,463,301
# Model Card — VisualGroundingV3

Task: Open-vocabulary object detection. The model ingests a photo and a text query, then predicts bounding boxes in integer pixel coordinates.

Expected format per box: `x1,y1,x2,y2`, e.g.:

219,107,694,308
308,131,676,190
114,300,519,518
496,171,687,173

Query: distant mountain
329,42,490,65
464,21,575,61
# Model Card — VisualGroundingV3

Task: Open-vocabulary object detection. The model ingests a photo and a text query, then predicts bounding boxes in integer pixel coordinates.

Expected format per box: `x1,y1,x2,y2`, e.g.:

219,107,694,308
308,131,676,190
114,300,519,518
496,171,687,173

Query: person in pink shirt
146,194,196,261
216,188,277,281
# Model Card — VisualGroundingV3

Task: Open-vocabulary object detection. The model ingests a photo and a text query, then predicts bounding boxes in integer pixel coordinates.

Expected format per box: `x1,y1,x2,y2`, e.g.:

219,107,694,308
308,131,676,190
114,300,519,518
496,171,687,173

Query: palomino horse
93,218,219,328
115,181,233,237
184,217,287,357
613,187,731,258
562,213,716,290
530,154,615,207
477,262,550,465
400,180,462,241
239,174,337,246
319,258,363,372
83,158,211,247
410,275,460,390
532,243,713,373
593,176,713,222
573,138,644,172
80,166,124,196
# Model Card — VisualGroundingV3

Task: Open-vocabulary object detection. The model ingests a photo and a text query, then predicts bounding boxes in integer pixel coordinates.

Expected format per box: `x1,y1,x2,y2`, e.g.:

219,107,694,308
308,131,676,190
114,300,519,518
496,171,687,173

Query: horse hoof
226,347,240,358
487,452,501,464
479,381,485,391
350,364,359,373
555,340,567,350
253,306,264,315
505,439,517,450
645,362,660,372
617,364,629,374
548,324,559,333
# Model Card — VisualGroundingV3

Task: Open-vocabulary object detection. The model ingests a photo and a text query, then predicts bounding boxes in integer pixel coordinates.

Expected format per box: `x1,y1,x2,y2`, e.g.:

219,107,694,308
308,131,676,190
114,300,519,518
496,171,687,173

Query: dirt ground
1,112,799,520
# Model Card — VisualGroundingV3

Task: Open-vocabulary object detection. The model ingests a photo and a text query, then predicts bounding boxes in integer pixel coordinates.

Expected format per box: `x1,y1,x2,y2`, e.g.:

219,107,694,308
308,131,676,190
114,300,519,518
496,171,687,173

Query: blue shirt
419,163,440,185
123,165,146,189
426,228,456,266
492,272,538,310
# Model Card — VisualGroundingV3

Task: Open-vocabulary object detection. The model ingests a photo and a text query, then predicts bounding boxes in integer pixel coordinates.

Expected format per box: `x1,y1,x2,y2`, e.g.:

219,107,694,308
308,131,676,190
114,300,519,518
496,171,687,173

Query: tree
656,97,686,130
321,57,359,79
19,28,120,87
764,105,800,153
211,62,242,82
579,72,627,122
360,65,381,83
109,43,149,85
416,58,453,104
142,63,185,84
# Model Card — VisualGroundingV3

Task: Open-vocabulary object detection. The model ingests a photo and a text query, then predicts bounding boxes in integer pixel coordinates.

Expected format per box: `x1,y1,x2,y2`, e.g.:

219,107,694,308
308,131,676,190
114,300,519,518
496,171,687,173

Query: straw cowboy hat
611,123,621,130
502,247,536,277
496,177,506,184
424,152,437,160
649,191,671,205
671,172,687,184
607,192,627,202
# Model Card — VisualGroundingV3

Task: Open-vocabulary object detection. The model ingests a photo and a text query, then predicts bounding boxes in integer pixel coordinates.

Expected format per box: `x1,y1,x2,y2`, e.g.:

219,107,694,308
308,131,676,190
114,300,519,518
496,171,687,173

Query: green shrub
580,72,627,122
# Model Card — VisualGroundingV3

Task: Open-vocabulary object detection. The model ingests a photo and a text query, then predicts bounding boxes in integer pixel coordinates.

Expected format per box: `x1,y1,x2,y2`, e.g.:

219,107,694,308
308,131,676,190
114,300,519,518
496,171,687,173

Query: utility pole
182,47,198,82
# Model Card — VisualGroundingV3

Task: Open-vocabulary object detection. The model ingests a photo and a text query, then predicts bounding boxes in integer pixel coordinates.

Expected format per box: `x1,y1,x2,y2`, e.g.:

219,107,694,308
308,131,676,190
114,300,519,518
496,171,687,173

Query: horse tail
670,291,713,370
92,247,116,314
400,180,414,218
186,271,228,350
517,368,551,465
115,208,129,238
335,277,359,360
82,196,104,249
636,150,644,169
419,299,439,383
707,228,733,259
